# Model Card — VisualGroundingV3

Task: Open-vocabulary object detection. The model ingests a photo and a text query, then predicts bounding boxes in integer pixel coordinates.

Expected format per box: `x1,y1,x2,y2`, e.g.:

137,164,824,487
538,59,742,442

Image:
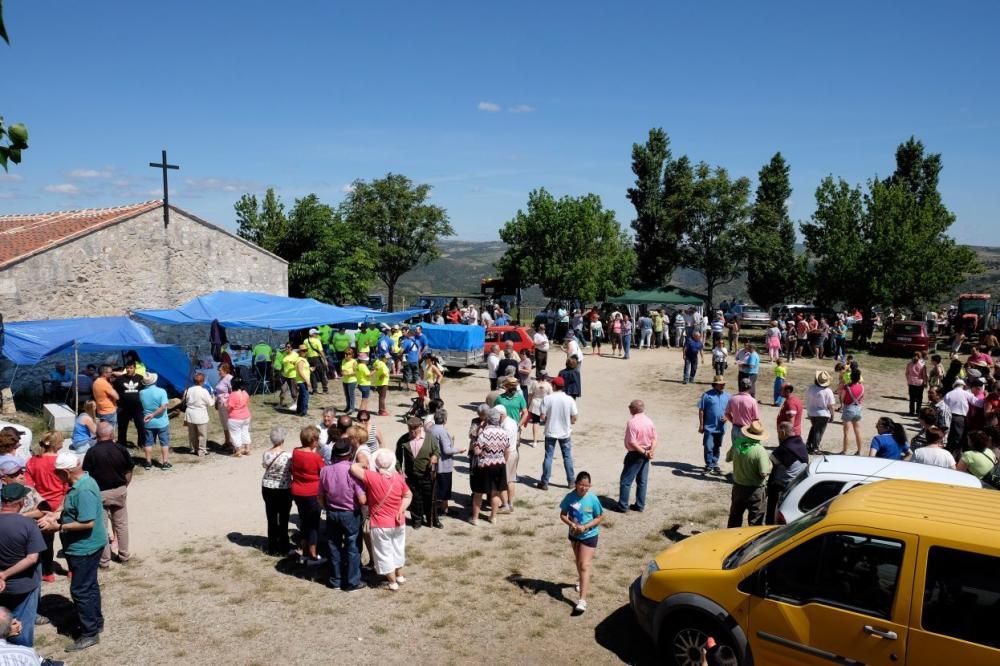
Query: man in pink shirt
613,400,657,513
725,378,760,442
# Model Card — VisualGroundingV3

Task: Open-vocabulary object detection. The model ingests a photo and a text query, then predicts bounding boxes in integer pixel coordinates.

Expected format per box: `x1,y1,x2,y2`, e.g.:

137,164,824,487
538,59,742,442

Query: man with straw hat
725,420,771,528
805,370,836,454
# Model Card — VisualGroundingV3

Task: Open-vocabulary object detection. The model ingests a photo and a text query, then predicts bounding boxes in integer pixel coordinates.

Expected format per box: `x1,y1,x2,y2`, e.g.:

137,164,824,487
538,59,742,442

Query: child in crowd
773,358,787,406
712,340,728,377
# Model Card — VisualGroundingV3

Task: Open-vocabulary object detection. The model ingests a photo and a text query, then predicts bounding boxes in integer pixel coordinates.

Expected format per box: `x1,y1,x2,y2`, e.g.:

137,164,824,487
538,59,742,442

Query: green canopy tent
605,286,706,307
605,286,708,342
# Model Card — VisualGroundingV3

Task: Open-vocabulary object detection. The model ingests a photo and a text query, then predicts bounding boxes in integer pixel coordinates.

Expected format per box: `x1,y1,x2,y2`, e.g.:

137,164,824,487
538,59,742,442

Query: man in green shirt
304,328,329,394
252,340,273,390
725,420,771,528
279,343,300,408
40,451,107,652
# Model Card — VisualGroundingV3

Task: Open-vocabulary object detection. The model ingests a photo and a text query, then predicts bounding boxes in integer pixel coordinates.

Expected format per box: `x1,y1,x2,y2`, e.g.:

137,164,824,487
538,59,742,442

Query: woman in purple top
214,363,234,451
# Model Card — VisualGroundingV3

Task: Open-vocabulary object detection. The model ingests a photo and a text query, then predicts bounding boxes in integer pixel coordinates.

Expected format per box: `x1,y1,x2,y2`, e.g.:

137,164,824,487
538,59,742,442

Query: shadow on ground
505,573,575,609
594,604,658,664
653,460,732,485
38,593,79,637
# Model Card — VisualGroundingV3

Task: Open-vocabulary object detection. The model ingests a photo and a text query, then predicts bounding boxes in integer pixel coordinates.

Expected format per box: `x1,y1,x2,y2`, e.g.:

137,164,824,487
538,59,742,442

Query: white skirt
371,526,406,575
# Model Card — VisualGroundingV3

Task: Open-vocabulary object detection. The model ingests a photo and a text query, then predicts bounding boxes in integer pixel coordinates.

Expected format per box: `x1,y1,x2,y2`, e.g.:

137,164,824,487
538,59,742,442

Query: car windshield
744,307,765,315
894,324,923,335
962,300,988,315
722,504,828,569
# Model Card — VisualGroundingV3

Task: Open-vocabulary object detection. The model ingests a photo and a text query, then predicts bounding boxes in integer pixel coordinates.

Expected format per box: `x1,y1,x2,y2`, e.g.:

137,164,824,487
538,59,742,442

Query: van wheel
661,615,737,666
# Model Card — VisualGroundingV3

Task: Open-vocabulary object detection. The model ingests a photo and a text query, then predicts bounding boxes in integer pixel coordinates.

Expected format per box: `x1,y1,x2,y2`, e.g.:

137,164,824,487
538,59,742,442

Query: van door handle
864,625,898,640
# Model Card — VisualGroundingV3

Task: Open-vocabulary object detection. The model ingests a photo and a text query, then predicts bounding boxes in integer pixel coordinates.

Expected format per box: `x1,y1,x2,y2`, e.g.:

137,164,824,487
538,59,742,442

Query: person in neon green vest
252,340,273,389
330,327,352,379
304,328,329,394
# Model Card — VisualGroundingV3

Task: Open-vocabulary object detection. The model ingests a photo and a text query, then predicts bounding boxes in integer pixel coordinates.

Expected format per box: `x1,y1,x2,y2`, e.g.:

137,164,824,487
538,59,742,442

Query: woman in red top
290,425,325,565
25,430,69,581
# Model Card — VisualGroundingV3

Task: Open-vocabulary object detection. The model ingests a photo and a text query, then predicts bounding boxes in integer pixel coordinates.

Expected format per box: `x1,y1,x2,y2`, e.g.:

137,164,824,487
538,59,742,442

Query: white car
775,454,983,524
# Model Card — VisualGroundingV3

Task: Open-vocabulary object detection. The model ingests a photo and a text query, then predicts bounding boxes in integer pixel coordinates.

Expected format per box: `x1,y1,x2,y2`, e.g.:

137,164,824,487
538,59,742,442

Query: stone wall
0,207,288,396
0,207,287,320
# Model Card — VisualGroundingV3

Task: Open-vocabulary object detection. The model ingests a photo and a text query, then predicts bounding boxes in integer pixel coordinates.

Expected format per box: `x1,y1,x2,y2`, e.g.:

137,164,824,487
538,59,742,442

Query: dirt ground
21,339,915,665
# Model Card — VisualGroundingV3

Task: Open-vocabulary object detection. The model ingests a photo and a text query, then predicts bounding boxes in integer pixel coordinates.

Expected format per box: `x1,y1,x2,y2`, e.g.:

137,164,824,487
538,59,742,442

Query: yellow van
630,479,1000,665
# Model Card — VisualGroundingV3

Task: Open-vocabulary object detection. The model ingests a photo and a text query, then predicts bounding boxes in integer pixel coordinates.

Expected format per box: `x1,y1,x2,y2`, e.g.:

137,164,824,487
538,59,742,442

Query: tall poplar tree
745,153,799,309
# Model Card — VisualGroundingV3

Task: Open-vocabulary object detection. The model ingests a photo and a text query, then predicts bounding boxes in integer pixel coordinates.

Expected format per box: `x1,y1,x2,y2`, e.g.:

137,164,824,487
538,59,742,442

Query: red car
484,326,536,358
881,320,933,355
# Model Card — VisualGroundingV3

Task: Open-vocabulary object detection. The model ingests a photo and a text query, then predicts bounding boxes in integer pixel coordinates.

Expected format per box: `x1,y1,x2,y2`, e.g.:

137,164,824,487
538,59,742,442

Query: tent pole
74,343,80,412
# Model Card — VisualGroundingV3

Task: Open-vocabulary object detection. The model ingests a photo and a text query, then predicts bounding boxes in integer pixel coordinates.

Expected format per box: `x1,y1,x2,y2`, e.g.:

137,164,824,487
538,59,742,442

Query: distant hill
393,240,1000,308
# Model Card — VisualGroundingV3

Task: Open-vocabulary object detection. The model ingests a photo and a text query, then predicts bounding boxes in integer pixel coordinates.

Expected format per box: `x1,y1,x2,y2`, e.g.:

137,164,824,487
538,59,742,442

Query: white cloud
182,177,261,193
508,104,535,113
68,168,113,179
44,183,80,195
477,101,501,112
340,183,356,194
0,172,23,181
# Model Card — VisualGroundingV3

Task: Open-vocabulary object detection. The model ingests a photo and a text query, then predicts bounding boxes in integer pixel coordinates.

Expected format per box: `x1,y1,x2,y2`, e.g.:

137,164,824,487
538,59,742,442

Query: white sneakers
574,599,587,613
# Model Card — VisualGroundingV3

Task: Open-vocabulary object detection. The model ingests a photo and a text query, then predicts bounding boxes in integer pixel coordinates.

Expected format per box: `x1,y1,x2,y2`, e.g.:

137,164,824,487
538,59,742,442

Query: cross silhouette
149,149,179,228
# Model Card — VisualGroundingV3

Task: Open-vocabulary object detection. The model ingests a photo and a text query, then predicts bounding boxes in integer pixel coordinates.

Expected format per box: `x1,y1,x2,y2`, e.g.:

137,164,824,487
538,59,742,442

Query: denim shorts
842,404,863,422
144,426,170,447
359,385,371,398
570,535,599,548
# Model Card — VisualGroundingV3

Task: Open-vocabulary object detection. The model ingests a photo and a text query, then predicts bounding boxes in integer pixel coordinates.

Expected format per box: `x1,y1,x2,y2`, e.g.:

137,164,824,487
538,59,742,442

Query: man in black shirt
113,361,145,448
82,422,134,567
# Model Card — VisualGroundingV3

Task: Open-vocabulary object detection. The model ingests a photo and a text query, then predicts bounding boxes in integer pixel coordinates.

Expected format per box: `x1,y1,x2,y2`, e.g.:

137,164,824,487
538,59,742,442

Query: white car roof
809,454,982,488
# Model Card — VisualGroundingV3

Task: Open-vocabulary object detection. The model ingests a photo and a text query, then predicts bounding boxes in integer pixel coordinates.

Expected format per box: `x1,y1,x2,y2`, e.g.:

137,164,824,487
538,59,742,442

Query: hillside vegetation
394,240,1000,307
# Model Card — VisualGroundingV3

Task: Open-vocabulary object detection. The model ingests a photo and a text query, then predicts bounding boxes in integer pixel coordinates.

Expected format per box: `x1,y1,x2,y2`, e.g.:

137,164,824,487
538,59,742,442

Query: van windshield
722,504,828,569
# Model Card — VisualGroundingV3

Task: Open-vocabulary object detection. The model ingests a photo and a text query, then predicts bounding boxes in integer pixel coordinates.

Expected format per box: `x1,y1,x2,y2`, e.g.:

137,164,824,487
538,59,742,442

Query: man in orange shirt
91,365,120,427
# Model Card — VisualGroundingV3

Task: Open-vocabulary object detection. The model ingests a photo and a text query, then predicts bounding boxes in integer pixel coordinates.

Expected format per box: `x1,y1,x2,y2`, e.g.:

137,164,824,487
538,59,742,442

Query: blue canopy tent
2,316,191,409
132,291,428,329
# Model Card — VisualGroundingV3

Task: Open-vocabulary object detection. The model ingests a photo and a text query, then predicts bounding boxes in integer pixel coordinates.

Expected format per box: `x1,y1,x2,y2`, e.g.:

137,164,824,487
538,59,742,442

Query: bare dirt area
27,343,912,665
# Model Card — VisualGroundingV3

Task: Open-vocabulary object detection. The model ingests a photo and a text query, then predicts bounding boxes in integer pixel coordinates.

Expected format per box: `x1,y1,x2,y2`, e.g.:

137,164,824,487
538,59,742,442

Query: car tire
660,613,741,666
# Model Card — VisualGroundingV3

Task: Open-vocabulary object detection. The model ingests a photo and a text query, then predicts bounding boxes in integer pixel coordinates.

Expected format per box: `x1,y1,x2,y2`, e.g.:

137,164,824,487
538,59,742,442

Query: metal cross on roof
148,149,179,228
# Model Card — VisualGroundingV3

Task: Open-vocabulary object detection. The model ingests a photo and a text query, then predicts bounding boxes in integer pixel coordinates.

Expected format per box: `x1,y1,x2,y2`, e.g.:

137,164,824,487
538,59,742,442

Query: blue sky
2,1,997,242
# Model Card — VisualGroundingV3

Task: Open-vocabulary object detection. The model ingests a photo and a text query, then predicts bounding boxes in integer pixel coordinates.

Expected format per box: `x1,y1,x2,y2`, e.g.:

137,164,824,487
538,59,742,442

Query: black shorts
481,464,507,494
530,412,541,424
571,535,599,548
436,471,453,501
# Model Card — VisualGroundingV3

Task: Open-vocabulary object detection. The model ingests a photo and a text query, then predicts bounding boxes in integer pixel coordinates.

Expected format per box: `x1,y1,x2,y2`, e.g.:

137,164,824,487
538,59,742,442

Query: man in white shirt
912,428,955,469
944,379,977,455
805,371,836,454
486,344,501,391
0,606,42,666
537,377,578,490
532,325,550,378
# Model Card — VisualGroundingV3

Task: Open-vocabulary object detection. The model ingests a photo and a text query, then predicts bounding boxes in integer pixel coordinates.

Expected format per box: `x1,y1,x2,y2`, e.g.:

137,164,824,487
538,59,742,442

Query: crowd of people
5,298,1000,658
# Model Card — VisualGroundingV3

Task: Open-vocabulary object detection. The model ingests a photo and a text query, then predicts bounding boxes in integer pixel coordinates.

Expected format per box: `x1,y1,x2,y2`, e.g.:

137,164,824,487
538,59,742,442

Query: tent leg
74,344,80,412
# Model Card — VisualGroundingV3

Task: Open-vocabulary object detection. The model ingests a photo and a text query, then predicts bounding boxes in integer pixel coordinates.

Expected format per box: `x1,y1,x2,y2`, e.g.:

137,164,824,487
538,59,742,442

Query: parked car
725,304,770,328
772,303,839,324
533,299,580,341
484,325,535,358
630,479,1000,665
880,320,934,355
776,454,982,524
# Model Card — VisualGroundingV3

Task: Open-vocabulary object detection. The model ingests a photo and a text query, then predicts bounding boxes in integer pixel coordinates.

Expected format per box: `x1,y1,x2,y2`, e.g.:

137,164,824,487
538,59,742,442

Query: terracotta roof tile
0,200,163,269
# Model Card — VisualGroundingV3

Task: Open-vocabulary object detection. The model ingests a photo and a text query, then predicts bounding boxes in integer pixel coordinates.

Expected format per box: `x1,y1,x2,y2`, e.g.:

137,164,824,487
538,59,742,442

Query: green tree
802,137,979,316
340,173,453,311
0,2,28,171
627,128,689,286
678,164,752,308
745,152,798,309
497,188,636,303
235,190,373,304
234,187,287,250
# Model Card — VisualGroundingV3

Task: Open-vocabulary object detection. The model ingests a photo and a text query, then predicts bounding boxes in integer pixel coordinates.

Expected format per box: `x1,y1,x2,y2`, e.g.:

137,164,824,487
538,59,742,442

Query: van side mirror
739,569,767,598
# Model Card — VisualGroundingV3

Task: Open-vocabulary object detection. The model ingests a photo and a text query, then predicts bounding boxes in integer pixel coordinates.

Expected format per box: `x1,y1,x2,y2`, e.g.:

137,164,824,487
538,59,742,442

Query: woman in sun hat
805,371,835,454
